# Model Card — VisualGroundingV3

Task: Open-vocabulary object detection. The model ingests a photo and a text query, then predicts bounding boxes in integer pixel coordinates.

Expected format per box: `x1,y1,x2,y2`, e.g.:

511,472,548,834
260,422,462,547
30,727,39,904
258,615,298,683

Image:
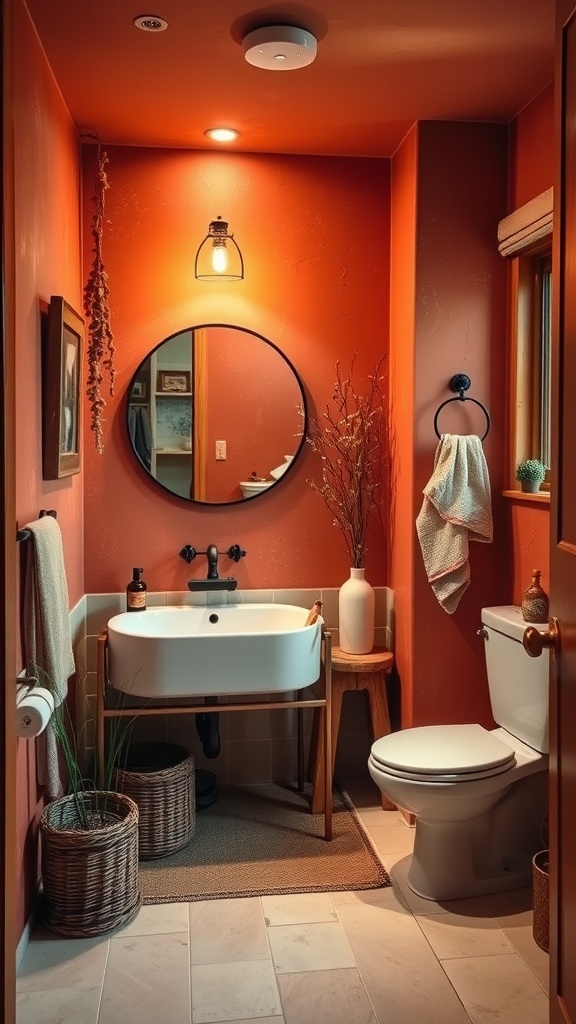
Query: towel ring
16,509,57,543
433,374,490,441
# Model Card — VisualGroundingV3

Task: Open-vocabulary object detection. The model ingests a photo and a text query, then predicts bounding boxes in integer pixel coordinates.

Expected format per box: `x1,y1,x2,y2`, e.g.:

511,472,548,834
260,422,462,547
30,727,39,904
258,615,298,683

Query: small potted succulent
516,459,546,493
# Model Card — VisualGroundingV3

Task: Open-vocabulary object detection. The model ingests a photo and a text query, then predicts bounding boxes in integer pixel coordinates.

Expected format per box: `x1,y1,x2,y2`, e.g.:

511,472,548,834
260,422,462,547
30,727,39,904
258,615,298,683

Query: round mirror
126,325,307,504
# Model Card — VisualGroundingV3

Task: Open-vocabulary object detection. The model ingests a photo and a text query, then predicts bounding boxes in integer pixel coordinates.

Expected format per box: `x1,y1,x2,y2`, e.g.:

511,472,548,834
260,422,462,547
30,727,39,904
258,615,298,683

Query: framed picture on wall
42,296,84,479
157,370,191,393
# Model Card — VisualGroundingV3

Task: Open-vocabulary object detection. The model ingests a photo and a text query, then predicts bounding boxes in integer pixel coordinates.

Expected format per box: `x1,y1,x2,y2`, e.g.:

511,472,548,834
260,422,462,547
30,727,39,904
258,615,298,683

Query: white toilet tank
481,605,549,754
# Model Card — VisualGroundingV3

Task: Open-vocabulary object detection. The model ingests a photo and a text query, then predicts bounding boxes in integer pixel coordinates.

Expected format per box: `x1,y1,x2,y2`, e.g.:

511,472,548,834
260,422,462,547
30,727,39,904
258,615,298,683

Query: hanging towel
23,515,75,798
416,434,493,614
128,405,152,470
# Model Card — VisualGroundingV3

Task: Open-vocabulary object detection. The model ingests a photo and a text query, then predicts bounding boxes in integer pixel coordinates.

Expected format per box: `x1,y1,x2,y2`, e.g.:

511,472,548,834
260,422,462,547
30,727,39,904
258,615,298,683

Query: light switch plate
215,439,227,460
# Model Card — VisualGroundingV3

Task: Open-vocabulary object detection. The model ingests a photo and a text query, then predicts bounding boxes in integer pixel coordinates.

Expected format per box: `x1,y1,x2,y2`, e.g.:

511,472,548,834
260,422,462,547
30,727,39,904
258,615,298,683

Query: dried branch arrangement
307,355,388,568
84,146,115,453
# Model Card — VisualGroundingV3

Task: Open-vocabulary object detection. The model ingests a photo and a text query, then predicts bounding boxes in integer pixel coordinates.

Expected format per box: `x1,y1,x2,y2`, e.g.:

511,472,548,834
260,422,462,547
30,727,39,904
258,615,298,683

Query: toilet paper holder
16,679,54,738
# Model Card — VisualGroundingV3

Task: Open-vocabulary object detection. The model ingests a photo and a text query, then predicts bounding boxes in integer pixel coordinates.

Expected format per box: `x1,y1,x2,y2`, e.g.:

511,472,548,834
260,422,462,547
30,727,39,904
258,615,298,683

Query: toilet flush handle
522,618,560,658
477,627,488,640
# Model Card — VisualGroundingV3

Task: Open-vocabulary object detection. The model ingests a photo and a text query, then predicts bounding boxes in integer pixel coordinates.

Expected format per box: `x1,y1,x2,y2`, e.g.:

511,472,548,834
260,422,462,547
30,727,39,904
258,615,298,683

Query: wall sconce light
194,216,244,281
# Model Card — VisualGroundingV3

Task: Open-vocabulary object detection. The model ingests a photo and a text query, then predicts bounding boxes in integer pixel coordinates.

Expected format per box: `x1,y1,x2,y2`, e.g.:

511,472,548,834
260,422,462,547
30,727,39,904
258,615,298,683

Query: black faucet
179,543,246,592
206,544,219,579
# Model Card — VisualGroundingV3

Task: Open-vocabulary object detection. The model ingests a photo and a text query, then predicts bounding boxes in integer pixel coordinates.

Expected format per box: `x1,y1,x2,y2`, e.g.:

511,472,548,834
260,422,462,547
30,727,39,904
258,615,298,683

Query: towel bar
433,374,490,440
16,508,57,543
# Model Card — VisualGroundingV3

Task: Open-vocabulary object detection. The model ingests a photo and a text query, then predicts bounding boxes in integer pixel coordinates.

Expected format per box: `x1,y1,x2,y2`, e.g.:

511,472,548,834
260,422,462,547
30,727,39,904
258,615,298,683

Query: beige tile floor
17,778,549,1024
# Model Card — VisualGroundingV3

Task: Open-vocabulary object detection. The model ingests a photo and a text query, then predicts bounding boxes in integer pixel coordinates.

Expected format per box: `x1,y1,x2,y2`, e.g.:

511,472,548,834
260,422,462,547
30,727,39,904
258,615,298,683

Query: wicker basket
532,849,549,953
40,791,141,937
114,743,195,860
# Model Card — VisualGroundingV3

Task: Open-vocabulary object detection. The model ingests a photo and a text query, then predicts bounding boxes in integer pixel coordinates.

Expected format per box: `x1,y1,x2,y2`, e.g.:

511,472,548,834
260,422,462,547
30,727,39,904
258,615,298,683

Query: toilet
239,479,274,498
368,605,549,901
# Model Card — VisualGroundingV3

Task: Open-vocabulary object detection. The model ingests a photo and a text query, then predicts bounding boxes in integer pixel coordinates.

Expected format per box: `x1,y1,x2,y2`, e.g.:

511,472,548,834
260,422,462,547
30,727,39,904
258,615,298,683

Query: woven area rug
139,783,391,904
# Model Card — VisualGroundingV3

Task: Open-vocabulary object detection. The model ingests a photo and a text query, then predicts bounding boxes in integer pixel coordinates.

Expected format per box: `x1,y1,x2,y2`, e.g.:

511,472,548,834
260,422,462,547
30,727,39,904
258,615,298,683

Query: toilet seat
370,724,516,783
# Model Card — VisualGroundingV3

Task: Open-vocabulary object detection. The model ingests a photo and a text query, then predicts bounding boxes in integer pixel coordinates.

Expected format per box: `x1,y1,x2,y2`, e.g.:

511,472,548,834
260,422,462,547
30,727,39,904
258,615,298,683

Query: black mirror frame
125,323,308,506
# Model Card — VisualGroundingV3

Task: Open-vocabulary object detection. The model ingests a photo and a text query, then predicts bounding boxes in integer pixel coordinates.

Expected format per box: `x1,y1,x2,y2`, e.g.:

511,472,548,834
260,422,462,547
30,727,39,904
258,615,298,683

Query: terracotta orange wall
390,122,509,731
389,126,418,728
12,0,83,937
509,82,555,209
507,82,554,602
509,504,551,603
411,121,509,727
81,147,391,593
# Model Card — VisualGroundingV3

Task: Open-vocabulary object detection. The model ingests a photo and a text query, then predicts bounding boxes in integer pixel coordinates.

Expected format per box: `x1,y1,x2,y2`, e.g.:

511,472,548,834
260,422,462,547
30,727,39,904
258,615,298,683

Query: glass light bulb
211,243,228,274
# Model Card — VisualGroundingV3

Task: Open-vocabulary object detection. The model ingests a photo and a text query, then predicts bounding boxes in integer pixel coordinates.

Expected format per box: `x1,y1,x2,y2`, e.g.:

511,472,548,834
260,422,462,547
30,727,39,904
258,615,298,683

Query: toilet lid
370,724,516,780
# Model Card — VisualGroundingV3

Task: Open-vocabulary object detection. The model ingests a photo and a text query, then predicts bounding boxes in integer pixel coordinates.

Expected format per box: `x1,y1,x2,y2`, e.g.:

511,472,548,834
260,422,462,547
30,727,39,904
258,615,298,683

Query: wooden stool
308,646,396,814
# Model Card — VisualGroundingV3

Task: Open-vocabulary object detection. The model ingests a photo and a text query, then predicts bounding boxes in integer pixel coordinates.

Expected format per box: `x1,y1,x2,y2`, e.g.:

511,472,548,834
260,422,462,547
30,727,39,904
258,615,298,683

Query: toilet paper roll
16,687,54,739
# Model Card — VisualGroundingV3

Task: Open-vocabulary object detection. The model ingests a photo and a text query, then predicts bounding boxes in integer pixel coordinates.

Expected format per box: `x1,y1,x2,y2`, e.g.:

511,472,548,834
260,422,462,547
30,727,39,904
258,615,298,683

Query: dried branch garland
307,355,388,568
84,146,115,453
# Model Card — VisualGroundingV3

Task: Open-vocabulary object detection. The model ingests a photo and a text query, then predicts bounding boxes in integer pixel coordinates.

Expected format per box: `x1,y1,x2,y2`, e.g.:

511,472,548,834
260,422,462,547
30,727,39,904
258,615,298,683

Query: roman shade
497,187,553,256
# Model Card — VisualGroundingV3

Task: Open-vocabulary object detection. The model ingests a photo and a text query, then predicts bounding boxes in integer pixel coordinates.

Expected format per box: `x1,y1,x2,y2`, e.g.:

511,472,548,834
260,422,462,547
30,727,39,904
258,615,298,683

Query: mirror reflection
126,325,306,504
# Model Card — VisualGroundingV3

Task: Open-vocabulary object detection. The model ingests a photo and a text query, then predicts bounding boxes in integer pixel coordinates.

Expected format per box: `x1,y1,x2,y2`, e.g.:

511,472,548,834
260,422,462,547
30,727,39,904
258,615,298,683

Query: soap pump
126,567,147,612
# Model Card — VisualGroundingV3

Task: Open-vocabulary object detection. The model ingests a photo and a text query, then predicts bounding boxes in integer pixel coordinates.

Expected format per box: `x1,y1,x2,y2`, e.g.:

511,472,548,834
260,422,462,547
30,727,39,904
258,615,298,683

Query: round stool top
330,646,394,673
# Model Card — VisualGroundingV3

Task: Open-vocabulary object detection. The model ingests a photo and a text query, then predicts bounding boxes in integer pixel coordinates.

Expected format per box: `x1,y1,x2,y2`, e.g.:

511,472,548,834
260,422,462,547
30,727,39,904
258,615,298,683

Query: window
497,187,553,495
511,244,552,489
538,254,552,471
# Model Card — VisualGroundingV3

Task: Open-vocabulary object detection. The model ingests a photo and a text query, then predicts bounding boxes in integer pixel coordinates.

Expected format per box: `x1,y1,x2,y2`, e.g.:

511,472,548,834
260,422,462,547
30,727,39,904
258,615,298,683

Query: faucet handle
179,545,197,563
227,544,246,563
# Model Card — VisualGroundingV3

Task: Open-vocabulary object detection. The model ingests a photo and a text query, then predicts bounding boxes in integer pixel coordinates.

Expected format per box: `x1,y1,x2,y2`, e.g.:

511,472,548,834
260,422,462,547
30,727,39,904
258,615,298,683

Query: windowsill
502,489,550,504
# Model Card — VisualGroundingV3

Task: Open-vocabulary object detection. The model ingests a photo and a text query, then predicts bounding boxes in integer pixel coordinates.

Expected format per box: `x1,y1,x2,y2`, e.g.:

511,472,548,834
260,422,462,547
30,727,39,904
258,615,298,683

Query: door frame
2,0,19,1017
550,3,576,1020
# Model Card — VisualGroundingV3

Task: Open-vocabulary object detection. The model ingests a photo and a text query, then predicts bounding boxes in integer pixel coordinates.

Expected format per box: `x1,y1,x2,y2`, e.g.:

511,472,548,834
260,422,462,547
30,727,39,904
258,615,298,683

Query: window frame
498,187,552,499
535,251,552,474
509,239,552,494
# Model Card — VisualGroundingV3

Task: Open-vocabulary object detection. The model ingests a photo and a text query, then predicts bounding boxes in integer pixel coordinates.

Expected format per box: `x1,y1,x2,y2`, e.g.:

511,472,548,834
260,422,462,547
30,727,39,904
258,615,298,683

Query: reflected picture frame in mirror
126,324,308,505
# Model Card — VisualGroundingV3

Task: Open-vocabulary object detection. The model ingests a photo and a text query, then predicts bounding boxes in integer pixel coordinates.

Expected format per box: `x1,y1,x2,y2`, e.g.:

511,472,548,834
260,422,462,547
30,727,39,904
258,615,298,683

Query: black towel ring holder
433,374,490,441
16,508,57,543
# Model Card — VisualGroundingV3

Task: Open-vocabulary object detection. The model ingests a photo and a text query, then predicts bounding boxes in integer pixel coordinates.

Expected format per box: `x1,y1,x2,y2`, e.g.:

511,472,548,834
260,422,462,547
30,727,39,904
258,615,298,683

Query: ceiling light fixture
204,127,239,143
194,217,244,282
243,25,317,71
133,14,168,32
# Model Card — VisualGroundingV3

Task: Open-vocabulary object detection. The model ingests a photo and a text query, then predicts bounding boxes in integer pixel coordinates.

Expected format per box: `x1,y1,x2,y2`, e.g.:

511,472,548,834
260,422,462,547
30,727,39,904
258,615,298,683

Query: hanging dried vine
84,146,115,453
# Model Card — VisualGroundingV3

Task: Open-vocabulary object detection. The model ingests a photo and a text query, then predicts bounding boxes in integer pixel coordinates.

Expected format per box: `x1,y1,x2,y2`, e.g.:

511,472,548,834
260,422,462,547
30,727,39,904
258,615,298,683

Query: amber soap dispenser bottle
126,567,147,612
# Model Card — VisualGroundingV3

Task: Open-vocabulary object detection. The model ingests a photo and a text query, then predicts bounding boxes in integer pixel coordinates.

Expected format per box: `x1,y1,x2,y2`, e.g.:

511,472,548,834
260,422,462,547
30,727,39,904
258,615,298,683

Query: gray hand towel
23,516,75,797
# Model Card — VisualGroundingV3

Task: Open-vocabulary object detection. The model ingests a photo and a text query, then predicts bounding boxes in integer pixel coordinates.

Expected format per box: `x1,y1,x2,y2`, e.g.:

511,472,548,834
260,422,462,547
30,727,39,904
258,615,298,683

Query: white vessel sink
107,603,323,698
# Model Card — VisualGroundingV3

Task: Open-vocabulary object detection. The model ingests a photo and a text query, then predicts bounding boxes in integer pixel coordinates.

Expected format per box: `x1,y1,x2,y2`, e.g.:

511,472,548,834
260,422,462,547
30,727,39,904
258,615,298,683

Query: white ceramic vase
338,568,375,655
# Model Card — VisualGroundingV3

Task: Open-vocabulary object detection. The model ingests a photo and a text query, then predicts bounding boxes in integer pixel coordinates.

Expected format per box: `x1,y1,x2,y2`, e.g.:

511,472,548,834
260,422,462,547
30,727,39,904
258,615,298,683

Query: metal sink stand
95,625,333,840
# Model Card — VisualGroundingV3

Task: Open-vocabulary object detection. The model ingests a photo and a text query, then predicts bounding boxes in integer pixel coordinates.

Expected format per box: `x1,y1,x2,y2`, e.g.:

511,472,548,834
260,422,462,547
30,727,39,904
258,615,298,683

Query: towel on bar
23,515,75,798
416,434,493,614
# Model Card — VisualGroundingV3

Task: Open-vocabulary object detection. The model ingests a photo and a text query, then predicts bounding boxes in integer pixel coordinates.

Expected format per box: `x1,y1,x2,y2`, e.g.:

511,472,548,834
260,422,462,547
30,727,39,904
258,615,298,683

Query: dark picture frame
43,296,84,479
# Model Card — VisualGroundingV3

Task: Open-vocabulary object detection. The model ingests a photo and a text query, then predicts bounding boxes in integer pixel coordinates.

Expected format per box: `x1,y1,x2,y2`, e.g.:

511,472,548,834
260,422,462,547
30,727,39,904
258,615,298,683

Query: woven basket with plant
39,789,140,937
35,667,143,936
